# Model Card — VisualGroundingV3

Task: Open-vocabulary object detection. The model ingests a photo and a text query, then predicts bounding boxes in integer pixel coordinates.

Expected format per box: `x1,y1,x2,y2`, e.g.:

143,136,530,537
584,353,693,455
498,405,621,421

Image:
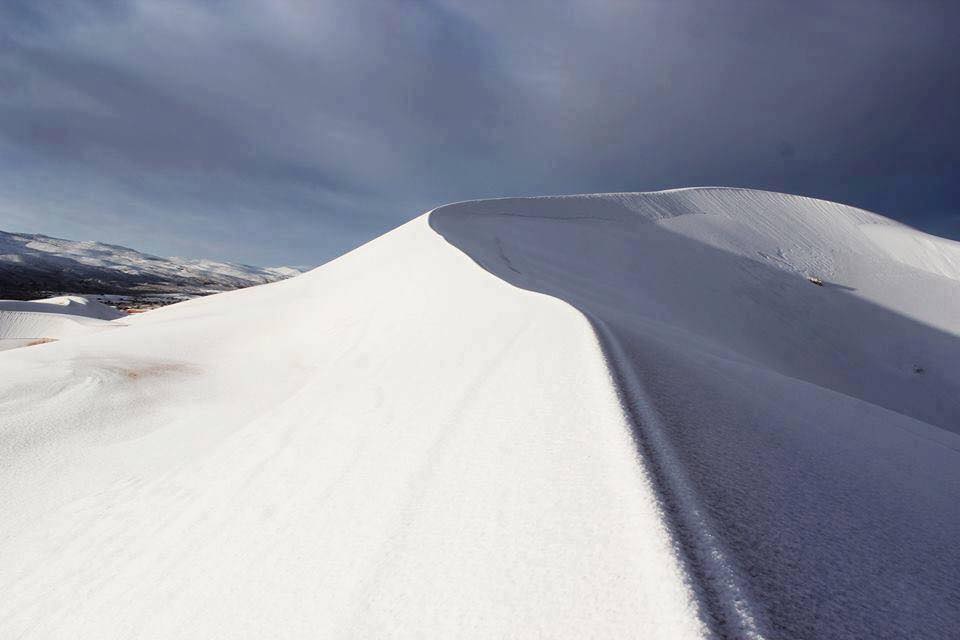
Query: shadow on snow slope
430,188,960,640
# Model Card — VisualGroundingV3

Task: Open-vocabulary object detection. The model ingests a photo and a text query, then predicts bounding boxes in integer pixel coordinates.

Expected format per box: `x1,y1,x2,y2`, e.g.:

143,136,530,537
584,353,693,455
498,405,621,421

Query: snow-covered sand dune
1,188,958,638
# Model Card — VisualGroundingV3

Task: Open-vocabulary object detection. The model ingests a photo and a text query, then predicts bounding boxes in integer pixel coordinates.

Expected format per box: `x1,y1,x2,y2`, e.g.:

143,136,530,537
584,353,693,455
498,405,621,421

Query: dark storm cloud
0,0,957,264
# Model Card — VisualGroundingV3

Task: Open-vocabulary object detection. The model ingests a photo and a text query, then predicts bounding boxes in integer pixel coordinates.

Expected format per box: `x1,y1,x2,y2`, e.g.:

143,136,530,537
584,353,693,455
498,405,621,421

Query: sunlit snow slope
1,188,958,639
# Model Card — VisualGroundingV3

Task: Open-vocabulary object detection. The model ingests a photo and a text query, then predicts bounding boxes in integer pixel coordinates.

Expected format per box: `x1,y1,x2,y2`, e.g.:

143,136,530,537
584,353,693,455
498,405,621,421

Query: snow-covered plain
1,188,958,638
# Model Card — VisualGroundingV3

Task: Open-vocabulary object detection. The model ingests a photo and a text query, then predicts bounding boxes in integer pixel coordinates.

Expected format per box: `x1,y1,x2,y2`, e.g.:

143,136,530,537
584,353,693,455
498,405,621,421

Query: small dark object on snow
913,365,925,375
807,276,823,286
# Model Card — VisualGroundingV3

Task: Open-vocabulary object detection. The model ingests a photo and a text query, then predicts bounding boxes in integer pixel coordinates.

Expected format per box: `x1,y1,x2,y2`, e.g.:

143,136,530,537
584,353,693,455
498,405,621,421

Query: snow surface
1,188,958,638
0,295,125,351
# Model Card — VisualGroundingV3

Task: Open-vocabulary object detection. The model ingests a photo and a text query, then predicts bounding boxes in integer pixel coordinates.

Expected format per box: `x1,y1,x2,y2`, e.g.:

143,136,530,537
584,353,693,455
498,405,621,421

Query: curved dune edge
429,187,960,639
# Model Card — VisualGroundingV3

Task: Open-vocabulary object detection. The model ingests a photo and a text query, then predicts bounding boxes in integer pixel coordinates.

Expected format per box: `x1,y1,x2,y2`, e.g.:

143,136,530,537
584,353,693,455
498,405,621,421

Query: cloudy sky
1,0,957,266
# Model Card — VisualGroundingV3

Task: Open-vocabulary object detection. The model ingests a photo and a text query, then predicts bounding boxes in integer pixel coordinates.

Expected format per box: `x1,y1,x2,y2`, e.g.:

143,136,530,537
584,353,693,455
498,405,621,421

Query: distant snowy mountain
0,229,303,299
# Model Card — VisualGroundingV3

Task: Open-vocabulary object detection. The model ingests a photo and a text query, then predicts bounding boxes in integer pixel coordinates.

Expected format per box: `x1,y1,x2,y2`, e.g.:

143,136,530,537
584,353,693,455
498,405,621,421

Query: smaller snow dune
861,224,960,281
2,296,126,321
0,295,124,351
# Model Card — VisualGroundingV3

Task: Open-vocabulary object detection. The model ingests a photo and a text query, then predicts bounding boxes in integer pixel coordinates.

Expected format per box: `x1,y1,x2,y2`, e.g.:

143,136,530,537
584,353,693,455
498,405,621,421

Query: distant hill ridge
0,228,302,299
